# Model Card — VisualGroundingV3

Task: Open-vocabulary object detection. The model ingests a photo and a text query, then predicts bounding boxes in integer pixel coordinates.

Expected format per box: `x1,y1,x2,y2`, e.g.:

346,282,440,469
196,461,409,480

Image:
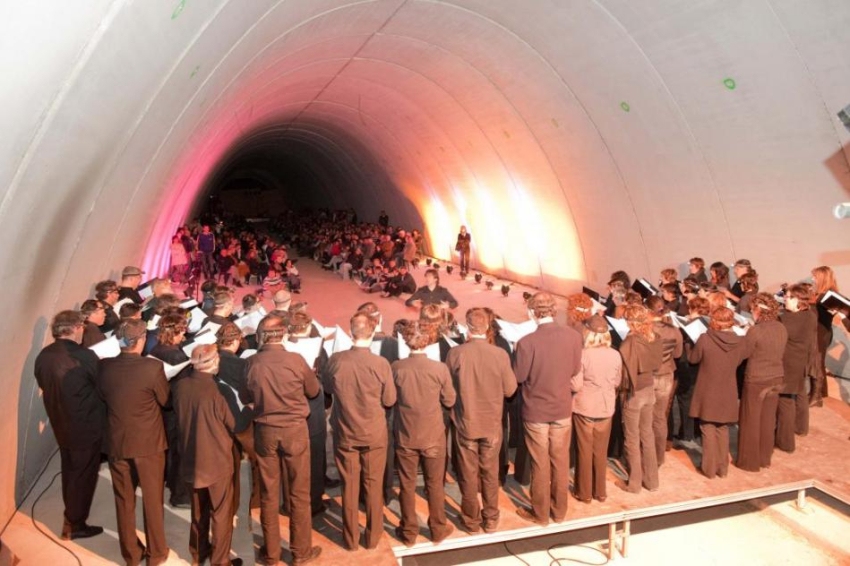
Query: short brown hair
401,321,434,351
787,284,811,310
216,321,242,346
738,271,759,293
688,297,711,317
80,299,105,318
645,296,666,316
288,311,313,336
157,313,187,346
116,318,147,349
258,314,288,344
465,308,490,335
707,292,727,310
709,307,735,330
752,293,780,323
689,257,705,269
119,302,142,319
350,312,376,340
529,292,556,319
51,310,84,339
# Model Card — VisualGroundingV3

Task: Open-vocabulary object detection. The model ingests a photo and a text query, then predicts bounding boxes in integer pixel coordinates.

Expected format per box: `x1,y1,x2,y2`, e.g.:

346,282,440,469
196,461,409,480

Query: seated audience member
405,269,458,310
688,307,747,479
572,315,620,503
262,268,285,295
80,299,107,347
382,264,416,298
283,259,302,293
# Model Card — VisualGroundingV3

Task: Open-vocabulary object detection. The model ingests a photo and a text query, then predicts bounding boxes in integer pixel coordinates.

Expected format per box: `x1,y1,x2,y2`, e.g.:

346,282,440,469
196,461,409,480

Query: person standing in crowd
445,307,517,532
170,235,190,283
513,292,582,525
688,257,708,284
391,322,456,547
619,304,663,493
322,312,397,550
405,268,458,310
572,315,621,503
97,319,170,566
118,266,146,304
777,284,818,451
245,315,322,566
378,210,389,228
197,224,216,279
455,225,472,277
79,299,107,347
737,293,787,472
811,265,838,405
688,308,746,479
34,310,105,541
646,297,682,465
94,280,122,333
173,345,242,566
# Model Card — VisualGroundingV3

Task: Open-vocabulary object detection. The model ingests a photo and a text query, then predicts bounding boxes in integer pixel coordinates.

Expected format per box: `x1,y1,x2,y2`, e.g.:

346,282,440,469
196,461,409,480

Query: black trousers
59,441,102,533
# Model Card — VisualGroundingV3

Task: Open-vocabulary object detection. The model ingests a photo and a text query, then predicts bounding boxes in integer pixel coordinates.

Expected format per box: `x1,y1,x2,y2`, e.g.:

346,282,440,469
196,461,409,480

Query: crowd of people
33,207,846,566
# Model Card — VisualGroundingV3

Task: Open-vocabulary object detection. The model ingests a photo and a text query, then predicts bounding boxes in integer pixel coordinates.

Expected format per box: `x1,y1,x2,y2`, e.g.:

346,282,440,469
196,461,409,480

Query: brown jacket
653,320,683,375
98,352,169,458
391,354,456,449
34,339,104,449
445,337,516,438
323,346,397,448
245,344,319,428
688,329,746,423
572,346,622,419
743,320,788,383
174,370,235,488
780,310,817,395
513,322,583,423
619,333,663,393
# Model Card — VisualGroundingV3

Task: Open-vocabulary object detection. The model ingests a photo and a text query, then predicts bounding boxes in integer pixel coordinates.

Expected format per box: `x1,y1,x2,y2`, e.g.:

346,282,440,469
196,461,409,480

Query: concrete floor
3,258,850,565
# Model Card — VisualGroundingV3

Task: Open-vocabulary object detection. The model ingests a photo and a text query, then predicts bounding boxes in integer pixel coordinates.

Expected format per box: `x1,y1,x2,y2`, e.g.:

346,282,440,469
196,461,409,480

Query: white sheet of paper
113,297,134,314
369,340,383,356
187,307,208,334
683,318,708,343
180,298,199,309
590,298,607,315
89,336,121,359
332,325,353,354
284,336,323,368
496,318,537,344
235,311,264,335
397,333,441,361
104,330,114,339
194,326,219,345
444,335,460,348
147,356,191,380
313,320,336,340
733,312,753,326
240,349,257,359
138,285,153,300
455,323,468,336
182,341,201,357
606,316,630,340
732,326,748,337
146,314,161,331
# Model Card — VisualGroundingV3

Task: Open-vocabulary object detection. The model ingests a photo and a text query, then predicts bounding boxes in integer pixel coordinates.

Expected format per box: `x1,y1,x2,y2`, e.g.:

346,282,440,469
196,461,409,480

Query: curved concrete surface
2,0,849,526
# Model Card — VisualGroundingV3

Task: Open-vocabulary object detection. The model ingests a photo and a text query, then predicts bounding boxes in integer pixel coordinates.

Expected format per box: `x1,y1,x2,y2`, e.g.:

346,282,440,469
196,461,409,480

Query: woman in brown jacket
618,305,663,493
777,284,818,450
737,294,788,472
688,308,746,478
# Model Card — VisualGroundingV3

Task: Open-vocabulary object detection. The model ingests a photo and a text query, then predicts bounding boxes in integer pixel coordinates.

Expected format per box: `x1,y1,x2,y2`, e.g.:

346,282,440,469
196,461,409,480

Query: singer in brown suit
322,312,397,550
445,307,517,533
97,319,171,566
245,315,322,566
34,310,105,541
174,345,241,566
391,322,457,546
513,293,582,525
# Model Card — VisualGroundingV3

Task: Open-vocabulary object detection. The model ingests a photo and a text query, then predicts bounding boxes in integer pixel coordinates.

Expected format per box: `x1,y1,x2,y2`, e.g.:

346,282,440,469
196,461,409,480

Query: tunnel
2,0,850,535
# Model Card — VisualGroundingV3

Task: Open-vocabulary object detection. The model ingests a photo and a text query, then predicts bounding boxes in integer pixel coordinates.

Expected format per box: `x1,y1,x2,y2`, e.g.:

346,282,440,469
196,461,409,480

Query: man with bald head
513,292,582,526
245,315,322,565
322,312,397,550
270,289,292,318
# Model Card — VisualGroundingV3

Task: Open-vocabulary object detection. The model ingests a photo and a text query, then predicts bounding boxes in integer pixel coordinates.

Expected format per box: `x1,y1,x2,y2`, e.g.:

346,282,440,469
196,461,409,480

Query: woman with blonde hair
618,305,663,493
811,266,838,405
572,316,621,502
737,293,787,472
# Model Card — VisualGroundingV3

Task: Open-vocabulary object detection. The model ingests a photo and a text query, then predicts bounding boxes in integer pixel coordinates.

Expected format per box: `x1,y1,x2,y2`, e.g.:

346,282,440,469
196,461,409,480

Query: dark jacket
391,354,456,449
688,329,746,423
405,285,458,309
216,350,253,433
34,339,104,449
743,320,788,383
780,310,818,395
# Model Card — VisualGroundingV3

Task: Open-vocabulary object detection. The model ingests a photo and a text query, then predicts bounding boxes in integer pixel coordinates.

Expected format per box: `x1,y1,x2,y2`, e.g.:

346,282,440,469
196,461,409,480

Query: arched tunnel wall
1,0,849,527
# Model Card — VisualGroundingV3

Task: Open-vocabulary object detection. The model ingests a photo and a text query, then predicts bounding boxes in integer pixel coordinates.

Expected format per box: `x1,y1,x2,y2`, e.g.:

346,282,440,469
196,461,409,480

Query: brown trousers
775,393,808,452
652,371,675,465
699,422,730,479
255,422,312,564
573,414,613,501
59,440,101,533
396,442,450,543
737,379,781,471
189,476,235,566
335,441,387,550
622,386,658,492
108,451,168,566
454,429,502,531
523,417,571,523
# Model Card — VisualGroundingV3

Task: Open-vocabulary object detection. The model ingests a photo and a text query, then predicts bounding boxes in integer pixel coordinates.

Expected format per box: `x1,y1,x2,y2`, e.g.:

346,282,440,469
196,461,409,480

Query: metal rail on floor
393,480,850,563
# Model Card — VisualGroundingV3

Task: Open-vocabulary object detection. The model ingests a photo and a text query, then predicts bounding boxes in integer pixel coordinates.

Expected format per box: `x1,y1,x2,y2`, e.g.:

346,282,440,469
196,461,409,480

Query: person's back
392,355,454,449
246,344,315,427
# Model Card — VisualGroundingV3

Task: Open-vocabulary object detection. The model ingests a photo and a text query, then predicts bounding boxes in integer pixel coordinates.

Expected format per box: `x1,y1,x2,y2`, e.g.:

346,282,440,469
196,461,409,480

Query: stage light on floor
501,284,511,297
446,265,454,275
474,273,483,284
426,258,433,266
485,280,494,290
433,263,440,271
522,291,532,302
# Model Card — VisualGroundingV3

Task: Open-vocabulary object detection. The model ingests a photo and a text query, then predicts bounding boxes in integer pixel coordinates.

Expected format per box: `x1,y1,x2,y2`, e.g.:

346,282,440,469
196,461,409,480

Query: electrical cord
503,540,612,566
29,450,83,566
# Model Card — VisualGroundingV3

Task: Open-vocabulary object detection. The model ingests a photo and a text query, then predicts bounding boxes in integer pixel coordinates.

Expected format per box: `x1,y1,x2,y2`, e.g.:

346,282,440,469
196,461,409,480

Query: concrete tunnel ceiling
2,0,850,524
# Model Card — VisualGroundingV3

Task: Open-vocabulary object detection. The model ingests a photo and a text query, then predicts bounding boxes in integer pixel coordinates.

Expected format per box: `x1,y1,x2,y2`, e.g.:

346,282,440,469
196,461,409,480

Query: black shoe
293,546,322,565
61,524,104,540
311,501,328,517
230,559,243,566
324,476,341,489
169,498,191,509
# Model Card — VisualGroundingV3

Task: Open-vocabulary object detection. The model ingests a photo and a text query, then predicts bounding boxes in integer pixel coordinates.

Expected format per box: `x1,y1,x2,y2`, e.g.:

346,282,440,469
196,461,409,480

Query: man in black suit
97,318,171,565
34,310,105,540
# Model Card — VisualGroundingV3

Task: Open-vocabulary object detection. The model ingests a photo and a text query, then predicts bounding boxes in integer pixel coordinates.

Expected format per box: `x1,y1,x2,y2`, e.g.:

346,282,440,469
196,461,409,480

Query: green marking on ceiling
172,0,186,20
723,78,736,90
190,65,200,78
620,102,630,112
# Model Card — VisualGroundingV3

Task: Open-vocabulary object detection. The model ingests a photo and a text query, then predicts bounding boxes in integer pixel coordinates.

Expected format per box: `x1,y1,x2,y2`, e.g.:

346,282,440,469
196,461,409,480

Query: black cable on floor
546,543,610,566
504,541,532,566
30,450,83,566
